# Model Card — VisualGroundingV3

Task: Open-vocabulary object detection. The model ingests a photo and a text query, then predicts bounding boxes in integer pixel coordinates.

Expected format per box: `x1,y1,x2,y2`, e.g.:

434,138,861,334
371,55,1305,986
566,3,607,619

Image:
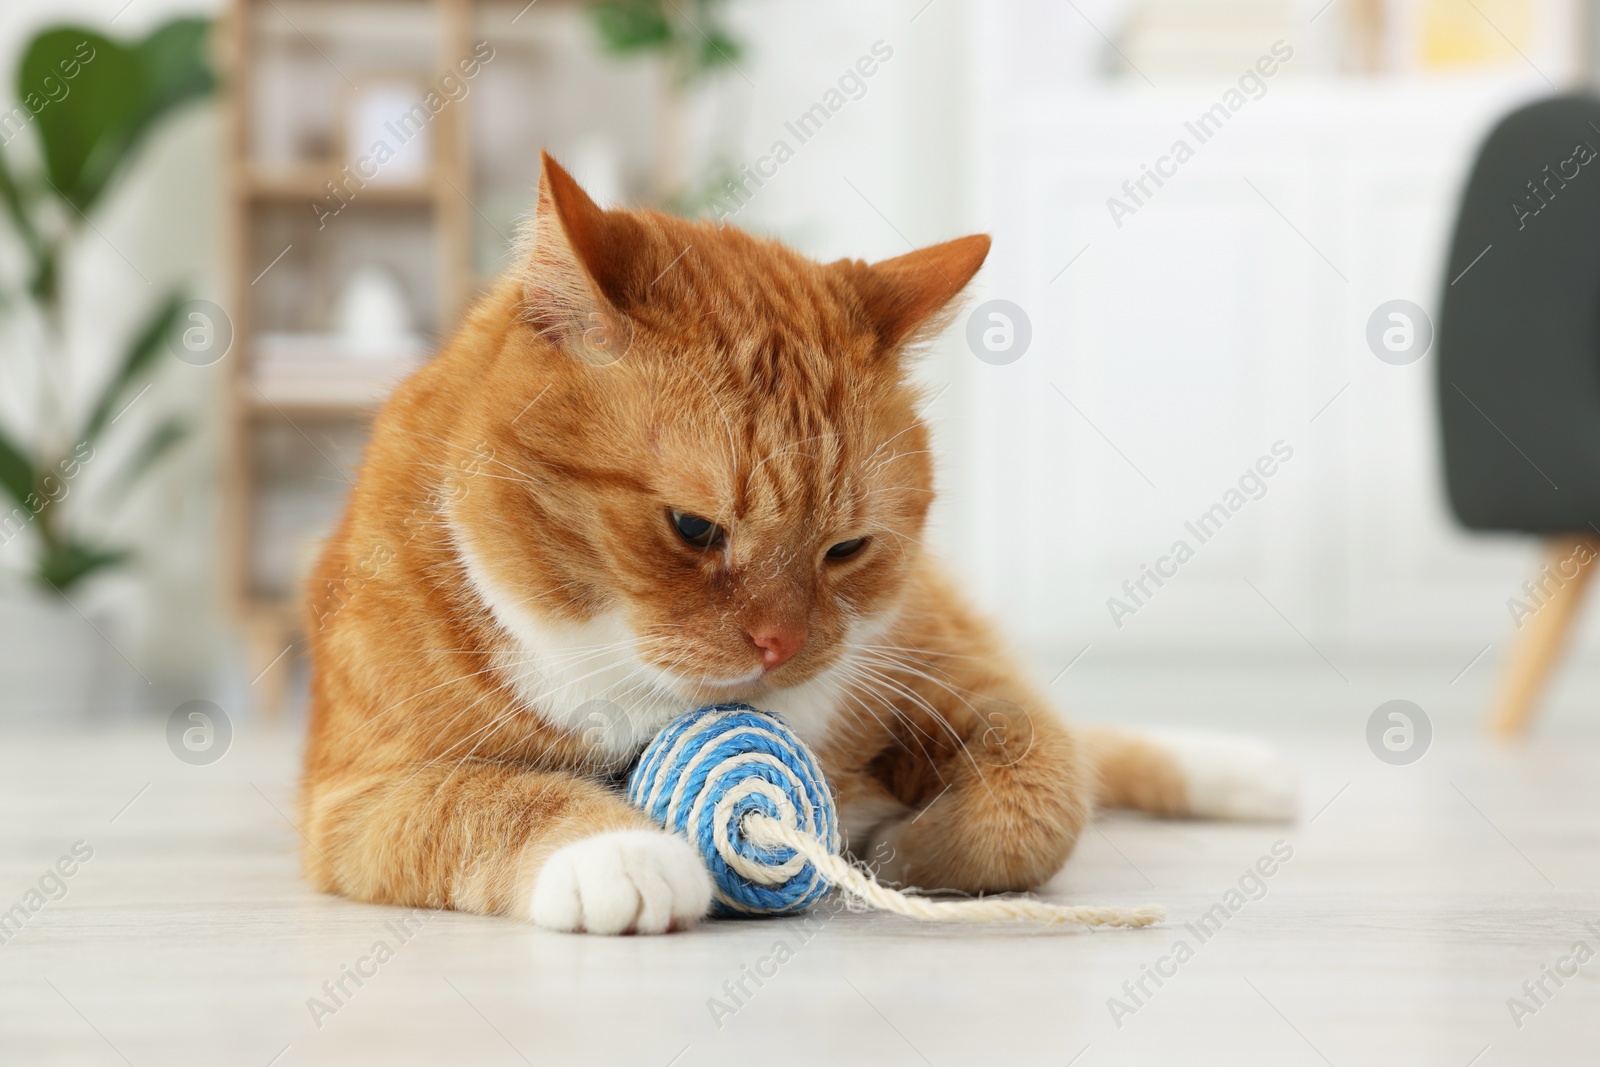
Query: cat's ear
519,151,639,363
837,234,992,351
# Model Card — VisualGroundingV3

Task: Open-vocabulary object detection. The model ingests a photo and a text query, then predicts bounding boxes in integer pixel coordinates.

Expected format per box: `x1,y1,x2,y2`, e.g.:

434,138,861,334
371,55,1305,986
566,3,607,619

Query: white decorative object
334,266,419,357
344,77,432,186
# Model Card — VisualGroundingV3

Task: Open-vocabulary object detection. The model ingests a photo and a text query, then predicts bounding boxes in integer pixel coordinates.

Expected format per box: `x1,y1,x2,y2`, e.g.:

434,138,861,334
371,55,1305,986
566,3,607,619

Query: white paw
1148,729,1298,822
529,830,713,935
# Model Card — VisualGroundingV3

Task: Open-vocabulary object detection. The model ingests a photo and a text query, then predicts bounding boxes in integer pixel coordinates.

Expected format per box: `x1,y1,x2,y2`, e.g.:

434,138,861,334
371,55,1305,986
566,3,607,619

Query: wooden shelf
242,389,388,416
244,366,418,411
248,0,442,41
246,331,428,409
246,166,439,204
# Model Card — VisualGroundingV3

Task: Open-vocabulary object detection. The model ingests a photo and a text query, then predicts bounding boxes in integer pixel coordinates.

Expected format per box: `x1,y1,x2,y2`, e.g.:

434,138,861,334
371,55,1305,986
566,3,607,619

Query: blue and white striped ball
626,704,839,916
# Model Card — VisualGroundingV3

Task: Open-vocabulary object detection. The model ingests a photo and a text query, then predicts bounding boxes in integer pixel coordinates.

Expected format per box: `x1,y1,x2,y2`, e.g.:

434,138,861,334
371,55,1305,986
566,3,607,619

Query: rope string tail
742,813,1166,929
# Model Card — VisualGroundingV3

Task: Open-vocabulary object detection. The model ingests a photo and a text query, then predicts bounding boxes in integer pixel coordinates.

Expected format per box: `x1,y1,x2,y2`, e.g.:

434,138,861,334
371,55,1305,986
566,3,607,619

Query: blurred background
1,0,1594,740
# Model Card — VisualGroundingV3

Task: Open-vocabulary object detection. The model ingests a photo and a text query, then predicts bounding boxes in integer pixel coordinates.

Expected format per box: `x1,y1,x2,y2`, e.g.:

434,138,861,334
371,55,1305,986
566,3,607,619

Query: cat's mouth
640,659,784,710
640,638,853,704
688,666,766,689
659,664,767,702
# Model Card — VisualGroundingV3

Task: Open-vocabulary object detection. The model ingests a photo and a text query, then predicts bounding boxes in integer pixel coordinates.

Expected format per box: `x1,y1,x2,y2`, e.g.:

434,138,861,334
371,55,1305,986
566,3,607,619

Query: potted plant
0,18,215,719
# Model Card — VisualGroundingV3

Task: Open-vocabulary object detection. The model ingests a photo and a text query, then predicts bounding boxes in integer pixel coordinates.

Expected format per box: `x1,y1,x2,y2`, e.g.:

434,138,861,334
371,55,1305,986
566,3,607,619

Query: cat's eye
825,537,867,560
670,509,725,549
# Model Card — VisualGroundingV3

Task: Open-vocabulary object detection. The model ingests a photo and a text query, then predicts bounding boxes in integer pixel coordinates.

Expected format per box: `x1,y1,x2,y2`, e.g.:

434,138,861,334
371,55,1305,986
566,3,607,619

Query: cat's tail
1078,725,1298,821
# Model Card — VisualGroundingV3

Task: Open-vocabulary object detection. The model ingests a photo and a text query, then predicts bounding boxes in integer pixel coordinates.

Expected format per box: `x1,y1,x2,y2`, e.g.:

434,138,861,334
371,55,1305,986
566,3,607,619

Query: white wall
956,1,1586,674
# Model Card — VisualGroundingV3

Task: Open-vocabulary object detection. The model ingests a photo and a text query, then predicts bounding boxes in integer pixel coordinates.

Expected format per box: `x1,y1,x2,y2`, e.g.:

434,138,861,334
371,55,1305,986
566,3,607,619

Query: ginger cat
301,154,1294,934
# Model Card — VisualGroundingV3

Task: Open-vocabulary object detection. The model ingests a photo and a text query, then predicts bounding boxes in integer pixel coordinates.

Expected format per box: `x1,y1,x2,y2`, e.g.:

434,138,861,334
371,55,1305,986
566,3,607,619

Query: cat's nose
750,626,806,671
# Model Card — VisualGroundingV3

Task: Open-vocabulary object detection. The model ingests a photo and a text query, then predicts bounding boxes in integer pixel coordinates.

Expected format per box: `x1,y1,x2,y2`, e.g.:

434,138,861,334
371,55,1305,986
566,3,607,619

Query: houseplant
0,18,215,716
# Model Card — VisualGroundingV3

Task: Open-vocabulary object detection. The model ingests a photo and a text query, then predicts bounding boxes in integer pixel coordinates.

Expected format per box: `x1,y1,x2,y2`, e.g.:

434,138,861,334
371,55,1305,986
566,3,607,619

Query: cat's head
452,154,988,718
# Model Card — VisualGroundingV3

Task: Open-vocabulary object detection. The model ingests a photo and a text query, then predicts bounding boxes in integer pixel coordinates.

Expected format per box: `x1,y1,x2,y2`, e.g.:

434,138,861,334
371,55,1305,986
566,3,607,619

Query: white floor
2,668,1598,1067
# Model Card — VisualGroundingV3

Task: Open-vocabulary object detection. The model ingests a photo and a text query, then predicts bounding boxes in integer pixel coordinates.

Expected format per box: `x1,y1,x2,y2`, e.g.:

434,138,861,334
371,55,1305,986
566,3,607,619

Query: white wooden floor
2,714,1597,1066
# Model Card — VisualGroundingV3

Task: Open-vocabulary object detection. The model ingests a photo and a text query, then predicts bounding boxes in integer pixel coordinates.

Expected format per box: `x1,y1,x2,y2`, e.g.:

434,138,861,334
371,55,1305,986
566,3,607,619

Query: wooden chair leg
1489,535,1600,739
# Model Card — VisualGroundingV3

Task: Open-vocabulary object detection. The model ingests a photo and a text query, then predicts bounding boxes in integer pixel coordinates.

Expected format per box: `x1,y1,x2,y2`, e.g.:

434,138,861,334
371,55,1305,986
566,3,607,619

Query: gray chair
1438,93,1600,737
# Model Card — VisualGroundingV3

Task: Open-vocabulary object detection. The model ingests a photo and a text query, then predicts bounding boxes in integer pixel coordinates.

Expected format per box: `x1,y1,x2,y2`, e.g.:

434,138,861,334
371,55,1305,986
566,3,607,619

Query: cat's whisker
377,683,520,807
861,484,936,496
671,361,743,503
386,633,666,660
853,649,990,714
832,671,952,781
469,644,685,779
412,467,544,489
836,661,945,749
866,447,936,475
744,431,841,484
864,521,920,557
843,657,1000,799
499,578,598,609
487,642,677,717
403,430,555,488
347,632,678,746
853,647,989,703
856,642,985,663
861,420,928,470
480,644,674,703
829,667,926,762
422,709,535,807
850,650,1013,798
516,633,672,667
335,662,512,743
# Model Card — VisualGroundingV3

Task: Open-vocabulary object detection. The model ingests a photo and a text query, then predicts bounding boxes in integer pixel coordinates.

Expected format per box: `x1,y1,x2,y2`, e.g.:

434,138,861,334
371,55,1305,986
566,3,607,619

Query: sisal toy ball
627,703,837,916
626,704,1164,929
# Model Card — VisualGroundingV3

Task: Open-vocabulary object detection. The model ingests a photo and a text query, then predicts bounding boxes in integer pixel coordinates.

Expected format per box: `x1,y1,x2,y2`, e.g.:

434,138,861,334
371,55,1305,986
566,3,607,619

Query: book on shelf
249,331,430,407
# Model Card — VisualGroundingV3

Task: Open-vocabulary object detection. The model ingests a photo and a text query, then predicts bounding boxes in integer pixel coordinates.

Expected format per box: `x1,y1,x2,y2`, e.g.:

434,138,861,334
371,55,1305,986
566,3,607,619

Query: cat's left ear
519,151,643,362
835,234,992,352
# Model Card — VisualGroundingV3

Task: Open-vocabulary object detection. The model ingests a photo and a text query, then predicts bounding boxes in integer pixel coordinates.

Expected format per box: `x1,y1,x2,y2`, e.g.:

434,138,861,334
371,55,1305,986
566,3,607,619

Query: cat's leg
1079,725,1298,821
302,762,711,934
843,648,1296,893
849,685,1095,895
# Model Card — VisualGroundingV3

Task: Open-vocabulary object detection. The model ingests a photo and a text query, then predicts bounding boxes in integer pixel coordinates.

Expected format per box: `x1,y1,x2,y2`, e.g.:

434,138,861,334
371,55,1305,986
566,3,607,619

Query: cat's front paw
529,830,713,935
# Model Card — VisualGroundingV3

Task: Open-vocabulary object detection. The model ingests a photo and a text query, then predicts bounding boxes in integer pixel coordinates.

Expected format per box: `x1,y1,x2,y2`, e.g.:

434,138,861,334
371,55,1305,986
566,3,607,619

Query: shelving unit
223,0,477,717
222,0,666,717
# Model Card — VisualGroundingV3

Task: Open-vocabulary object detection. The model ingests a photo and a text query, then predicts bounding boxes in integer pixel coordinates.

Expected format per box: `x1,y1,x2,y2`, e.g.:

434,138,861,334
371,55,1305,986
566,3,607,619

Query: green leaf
0,428,33,509
590,0,674,53
21,29,144,214
37,539,130,593
694,29,742,71
22,18,215,216
79,291,184,447
136,18,216,121
588,0,743,87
